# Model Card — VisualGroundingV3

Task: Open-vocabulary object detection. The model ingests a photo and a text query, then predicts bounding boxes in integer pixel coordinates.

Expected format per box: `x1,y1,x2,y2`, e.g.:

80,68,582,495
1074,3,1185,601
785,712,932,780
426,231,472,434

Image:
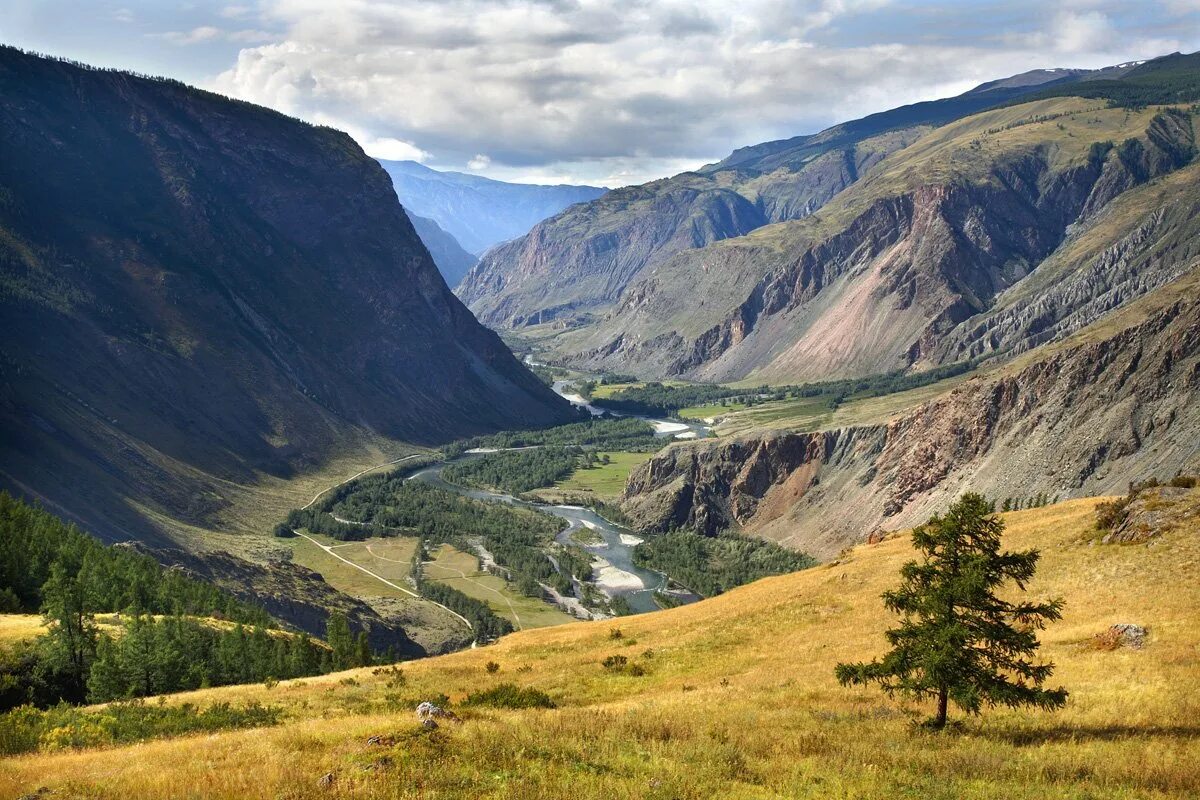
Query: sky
3,1,1198,187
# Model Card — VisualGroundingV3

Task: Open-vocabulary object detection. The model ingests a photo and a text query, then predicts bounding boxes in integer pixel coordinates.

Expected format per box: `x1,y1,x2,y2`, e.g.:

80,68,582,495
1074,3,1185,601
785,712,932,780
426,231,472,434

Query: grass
677,401,747,419
554,452,652,499
0,615,43,645
712,373,974,437
4,494,1198,798
422,545,575,631
286,534,416,601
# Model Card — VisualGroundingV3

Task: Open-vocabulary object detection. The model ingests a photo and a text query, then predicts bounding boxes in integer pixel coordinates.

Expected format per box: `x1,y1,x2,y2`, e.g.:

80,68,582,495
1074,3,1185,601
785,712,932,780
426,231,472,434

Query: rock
866,528,888,545
1094,623,1148,650
1110,624,1148,649
317,773,336,790
416,701,461,727
1102,486,1198,544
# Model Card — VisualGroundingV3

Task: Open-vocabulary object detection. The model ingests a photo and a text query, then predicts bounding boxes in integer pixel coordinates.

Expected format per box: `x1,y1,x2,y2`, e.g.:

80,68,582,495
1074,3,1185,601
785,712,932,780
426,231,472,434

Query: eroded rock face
1102,486,1200,544
588,110,1195,384
623,291,1200,559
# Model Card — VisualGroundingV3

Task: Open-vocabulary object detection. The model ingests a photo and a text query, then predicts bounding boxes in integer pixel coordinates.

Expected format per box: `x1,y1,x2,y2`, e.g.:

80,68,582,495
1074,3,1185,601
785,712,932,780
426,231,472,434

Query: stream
404,378,708,616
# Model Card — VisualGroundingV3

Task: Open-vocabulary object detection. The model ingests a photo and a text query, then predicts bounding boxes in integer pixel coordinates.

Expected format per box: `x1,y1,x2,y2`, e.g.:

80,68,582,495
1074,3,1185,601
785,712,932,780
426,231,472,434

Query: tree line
632,531,817,598
442,417,660,457
0,493,376,710
592,361,977,416
443,447,582,494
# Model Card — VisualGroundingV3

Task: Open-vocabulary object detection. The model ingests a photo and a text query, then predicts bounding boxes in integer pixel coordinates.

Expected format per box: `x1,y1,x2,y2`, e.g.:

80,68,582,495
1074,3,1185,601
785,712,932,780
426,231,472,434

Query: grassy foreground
4,496,1198,799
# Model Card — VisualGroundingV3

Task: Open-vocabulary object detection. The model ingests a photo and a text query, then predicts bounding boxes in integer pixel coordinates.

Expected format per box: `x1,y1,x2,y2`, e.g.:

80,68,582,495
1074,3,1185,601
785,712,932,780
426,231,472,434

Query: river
403,376,707,616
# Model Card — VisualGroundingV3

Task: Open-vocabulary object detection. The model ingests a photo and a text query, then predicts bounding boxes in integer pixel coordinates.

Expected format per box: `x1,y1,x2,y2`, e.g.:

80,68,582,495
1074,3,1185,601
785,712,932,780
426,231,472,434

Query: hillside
557,98,1196,382
457,59,1145,333
4,494,1198,798
406,212,477,287
380,160,606,256
621,266,1200,559
0,48,572,549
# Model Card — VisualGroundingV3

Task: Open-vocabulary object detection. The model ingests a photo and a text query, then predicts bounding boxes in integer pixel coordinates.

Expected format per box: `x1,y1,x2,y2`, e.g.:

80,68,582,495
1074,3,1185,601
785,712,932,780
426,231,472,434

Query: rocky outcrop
623,282,1200,558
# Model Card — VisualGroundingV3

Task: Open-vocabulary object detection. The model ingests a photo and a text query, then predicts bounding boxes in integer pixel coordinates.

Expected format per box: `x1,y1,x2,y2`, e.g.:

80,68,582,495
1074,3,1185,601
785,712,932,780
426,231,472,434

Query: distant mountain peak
379,159,606,255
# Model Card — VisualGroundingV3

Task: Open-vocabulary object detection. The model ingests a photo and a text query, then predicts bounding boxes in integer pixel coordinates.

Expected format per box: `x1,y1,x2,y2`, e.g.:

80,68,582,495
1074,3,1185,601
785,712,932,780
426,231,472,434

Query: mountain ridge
0,46,572,549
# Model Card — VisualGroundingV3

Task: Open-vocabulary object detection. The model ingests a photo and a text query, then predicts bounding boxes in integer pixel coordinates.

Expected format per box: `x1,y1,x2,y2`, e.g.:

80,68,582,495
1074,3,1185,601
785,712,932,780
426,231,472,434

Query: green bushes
0,699,282,755
591,362,977,416
462,683,555,709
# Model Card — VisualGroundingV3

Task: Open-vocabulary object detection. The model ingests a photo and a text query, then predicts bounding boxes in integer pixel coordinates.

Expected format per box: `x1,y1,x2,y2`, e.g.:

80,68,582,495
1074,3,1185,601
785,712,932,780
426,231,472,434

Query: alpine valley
2,26,1200,800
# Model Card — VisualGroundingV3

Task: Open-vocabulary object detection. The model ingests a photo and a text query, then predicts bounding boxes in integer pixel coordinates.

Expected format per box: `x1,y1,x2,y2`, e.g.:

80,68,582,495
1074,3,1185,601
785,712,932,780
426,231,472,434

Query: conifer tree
836,493,1068,729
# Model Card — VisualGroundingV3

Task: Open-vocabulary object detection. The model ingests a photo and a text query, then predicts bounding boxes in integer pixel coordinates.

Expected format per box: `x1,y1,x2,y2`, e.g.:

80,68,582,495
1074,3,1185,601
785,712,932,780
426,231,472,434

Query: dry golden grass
5,496,1198,799
0,615,43,645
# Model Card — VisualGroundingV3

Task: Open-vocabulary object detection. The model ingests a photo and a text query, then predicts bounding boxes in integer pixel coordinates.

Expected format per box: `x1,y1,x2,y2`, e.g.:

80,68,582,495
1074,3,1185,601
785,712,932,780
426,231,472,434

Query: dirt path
292,531,474,633
301,454,425,511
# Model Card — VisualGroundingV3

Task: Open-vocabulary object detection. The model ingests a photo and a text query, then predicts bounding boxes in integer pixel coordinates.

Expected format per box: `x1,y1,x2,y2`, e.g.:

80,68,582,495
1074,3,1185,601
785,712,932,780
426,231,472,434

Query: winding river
404,378,707,616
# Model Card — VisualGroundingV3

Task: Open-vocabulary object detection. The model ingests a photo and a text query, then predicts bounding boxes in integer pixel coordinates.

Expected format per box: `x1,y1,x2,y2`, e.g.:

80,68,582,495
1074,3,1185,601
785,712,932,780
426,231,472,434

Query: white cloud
204,0,1200,185
157,26,222,45
467,154,491,170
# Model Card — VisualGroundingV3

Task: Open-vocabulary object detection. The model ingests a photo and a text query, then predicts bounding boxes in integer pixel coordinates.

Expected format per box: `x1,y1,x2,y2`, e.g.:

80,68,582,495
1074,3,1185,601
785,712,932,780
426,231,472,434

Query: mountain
406,212,477,287
564,97,1196,382
12,490,1200,797
0,47,572,547
380,159,607,256
459,54,1198,368
622,263,1200,558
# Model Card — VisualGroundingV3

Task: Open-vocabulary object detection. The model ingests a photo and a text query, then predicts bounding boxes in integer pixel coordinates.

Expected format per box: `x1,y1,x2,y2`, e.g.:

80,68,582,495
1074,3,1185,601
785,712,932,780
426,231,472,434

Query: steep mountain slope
564,98,1195,382
459,62,1135,331
380,160,606,256
622,266,1200,559
7,495,1200,799
0,48,571,547
406,212,477,287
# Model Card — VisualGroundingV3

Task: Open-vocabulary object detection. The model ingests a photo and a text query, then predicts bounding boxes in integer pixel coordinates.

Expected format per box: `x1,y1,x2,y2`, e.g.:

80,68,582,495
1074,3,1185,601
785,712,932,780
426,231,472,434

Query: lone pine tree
836,493,1068,729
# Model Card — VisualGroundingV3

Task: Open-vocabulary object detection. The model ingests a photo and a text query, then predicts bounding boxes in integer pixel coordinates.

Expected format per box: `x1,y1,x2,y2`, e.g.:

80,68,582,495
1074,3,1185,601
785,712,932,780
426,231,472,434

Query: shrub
1095,497,1131,531
1169,474,1197,489
601,655,628,671
485,661,500,674
462,683,555,710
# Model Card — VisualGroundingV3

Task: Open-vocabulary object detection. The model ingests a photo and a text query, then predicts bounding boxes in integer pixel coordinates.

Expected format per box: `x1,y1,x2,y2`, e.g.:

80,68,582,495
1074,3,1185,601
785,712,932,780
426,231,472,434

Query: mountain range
380,159,606,257
459,53,1199,379
451,51,1200,557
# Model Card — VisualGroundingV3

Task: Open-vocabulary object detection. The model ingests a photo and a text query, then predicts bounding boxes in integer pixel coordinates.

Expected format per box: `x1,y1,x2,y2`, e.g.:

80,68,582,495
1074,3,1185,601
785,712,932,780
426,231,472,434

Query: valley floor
5,495,1198,799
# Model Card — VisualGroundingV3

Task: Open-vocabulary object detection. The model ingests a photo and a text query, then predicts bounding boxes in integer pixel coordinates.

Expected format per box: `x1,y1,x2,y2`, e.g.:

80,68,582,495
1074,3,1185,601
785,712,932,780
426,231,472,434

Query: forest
443,447,583,494
633,531,817,598
443,416,660,456
0,493,370,711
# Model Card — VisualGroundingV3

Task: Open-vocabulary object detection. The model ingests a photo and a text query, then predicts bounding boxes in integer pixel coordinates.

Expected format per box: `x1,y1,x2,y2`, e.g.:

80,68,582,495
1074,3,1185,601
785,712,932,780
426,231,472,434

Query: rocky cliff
0,48,572,545
623,273,1200,558
459,62,1144,334
563,101,1195,383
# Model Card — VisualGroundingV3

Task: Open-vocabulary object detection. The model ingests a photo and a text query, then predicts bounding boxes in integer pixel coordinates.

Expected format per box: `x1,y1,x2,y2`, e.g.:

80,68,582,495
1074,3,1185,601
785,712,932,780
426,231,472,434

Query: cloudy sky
4,1,1198,186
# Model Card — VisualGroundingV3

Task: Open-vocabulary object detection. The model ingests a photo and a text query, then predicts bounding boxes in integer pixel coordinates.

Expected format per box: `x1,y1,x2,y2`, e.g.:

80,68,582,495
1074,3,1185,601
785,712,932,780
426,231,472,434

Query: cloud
157,26,223,45
207,0,1200,185
467,154,491,170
